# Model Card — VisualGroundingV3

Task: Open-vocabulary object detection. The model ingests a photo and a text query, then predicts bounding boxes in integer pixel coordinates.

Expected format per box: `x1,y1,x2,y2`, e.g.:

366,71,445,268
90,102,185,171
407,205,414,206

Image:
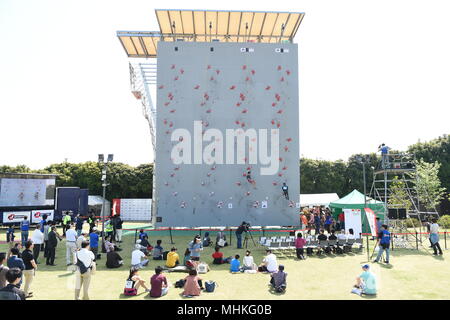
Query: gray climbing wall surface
155,41,299,227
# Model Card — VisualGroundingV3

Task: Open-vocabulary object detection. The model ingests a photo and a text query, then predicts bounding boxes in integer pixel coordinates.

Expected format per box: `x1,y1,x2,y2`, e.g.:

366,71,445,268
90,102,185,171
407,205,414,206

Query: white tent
299,193,339,207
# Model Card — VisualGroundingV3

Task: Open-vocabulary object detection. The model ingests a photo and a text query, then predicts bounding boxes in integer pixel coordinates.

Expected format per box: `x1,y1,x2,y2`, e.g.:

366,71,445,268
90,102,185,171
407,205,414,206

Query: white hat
136,239,142,244
135,244,141,249
92,227,97,231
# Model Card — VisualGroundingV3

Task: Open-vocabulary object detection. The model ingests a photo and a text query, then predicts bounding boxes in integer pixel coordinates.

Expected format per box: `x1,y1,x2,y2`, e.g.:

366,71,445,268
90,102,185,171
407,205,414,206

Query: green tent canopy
329,189,385,233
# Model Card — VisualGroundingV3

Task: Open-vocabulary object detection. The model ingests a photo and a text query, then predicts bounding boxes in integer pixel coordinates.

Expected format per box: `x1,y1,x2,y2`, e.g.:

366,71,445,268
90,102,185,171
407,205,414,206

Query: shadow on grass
119,292,147,299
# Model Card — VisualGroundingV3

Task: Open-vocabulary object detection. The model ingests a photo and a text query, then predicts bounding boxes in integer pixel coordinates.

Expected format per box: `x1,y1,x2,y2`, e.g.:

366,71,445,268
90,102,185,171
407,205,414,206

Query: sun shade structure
117,9,305,58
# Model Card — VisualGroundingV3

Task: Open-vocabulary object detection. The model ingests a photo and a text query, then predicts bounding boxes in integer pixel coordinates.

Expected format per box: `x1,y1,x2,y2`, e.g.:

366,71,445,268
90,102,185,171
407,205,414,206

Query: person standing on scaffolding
378,143,391,169
282,183,289,200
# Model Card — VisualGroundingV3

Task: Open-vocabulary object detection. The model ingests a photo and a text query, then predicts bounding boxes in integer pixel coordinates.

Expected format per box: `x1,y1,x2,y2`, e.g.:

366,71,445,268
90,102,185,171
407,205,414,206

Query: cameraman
236,222,249,249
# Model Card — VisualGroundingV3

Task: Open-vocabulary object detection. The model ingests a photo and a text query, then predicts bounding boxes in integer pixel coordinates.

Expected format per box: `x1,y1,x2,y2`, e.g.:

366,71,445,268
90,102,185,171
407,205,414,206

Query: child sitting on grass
230,254,240,273
212,246,232,264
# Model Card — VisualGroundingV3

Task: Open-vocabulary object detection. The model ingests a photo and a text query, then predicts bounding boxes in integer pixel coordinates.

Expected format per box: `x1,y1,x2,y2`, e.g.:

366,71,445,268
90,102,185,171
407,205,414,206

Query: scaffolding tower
369,152,440,249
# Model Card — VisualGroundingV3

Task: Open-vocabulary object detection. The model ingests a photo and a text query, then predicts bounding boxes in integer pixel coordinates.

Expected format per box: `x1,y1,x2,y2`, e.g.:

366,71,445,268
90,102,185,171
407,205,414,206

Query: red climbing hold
170,109,176,113
282,166,287,170
284,146,289,152
158,85,164,89
180,68,184,74
174,76,179,81
272,102,277,107
277,65,282,71
271,120,275,125
194,85,200,89
241,122,245,127
241,109,248,114
242,65,247,70
171,64,176,69
235,120,240,125
265,85,271,90
229,85,236,90
277,109,283,114
210,76,214,81
236,102,241,107
286,70,291,75
276,122,281,128
278,173,283,177
251,69,255,75
245,76,250,81
216,69,220,75
286,137,292,142
236,182,242,186
239,93,246,101
200,102,206,106
280,77,285,82
275,93,281,101
163,119,168,125
204,93,209,100
279,157,283,162
206,109,212,113
207,65,211,69
164,102,170,106
169,122,173,128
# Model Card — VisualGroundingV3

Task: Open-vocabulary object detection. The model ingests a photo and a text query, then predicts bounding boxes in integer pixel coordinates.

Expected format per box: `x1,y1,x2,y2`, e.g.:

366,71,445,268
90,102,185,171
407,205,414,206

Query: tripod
243,230,256,249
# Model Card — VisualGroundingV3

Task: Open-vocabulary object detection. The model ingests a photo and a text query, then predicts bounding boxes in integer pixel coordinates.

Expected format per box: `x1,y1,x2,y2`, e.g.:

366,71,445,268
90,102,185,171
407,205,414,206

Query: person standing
338,211,345,231
89,227,99,260
430,219,443,256
188,236,203,261
31,226,44,264
74,241,96,300
235,222,248,249
374,225,391,264
62,212,72,236
300,213,308,231
20,216,30,247
21,240,37,298
104,218,114,239
295,233,306,260
75,214,84,237
114,214,123,243
65,224,78,266
43,222,50,258
0,252,9,289
378,143,390,168
87,212,96,234
314,213,321,235
6,225,15,251
46,226,61,266
0,268,26,300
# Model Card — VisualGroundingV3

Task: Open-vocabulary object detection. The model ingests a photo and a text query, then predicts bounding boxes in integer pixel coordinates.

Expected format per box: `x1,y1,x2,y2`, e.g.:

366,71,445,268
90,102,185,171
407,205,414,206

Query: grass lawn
1,224,449,300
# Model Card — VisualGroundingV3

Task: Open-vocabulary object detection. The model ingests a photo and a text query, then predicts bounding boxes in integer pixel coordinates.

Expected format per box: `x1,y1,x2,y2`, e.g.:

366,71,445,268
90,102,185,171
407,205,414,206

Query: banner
343,208,362,238
112,198,121,216
2,211,31,224
31,209,55,223
364,208,377,237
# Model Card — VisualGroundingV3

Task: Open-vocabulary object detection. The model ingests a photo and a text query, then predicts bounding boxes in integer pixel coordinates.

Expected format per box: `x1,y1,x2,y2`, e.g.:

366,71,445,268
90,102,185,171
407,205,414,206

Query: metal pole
134,229,137,244
229,227,232,246
416,231,418,250
363,162,367,207
366,234,370,261
101,164,107,250
169,227,174,244
445,232,447,250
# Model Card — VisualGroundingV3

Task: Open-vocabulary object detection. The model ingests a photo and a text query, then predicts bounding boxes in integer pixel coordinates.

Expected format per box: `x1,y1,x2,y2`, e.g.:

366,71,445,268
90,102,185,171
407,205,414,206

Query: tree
409,159,447,210
388,176,412,210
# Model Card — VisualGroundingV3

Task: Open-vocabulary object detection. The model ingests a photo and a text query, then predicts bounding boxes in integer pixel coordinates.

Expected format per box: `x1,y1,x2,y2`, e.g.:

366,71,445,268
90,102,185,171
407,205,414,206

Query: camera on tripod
241,221,251,232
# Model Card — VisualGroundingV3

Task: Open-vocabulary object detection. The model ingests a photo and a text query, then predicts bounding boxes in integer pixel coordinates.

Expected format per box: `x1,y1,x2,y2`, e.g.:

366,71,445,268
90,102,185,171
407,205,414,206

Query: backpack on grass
205,281,216,293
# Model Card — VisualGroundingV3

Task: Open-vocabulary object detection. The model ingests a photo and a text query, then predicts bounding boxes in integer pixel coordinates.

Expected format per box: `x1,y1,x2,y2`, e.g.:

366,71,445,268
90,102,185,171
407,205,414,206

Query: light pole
356,155,369,207
98,154,113,249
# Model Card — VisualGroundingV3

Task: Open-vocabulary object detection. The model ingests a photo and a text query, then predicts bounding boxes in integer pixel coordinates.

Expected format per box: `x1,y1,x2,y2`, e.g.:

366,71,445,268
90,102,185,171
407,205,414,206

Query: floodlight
107,154,114,162
98,154,104,163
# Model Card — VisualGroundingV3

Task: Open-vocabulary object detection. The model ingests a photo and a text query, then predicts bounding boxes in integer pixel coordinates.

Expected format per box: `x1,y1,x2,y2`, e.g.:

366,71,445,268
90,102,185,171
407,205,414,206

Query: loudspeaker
398,208,407,220
388,208,398,219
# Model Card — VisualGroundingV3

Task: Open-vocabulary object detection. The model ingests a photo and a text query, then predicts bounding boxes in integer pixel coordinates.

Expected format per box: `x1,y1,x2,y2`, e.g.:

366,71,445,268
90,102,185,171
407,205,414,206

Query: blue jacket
7,256,25,270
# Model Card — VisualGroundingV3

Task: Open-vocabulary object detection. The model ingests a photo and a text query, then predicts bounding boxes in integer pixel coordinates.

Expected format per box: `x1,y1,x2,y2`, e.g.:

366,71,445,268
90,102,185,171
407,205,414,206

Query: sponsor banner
343,208,362,238
364,208,377,237
2,211,31,224
112,198,121,216
31,209,55,223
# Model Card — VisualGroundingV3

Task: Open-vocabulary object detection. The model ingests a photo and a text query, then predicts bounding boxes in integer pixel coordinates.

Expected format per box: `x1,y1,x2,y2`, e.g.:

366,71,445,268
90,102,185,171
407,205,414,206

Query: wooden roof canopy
117,9,305,58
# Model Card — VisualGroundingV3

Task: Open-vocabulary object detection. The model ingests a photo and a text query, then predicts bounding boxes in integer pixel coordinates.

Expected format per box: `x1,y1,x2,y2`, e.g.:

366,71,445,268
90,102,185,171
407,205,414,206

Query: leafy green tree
388,176,412,210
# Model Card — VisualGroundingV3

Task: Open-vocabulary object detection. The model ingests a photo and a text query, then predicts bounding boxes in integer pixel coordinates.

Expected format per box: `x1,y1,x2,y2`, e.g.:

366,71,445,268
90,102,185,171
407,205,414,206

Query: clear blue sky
1,0,449,169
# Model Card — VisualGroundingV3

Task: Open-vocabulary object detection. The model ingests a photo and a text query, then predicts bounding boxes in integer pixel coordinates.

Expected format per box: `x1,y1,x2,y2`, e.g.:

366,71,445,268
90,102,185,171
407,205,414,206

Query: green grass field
1,224,448,300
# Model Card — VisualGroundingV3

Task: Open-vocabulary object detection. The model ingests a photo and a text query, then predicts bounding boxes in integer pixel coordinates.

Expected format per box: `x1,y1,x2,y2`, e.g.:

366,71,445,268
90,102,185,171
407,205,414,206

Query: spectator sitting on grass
183,248,191,266
258,249,278,273
127,267,149,293
153,240,163,260
203,232,211,247
212,246,231,265
106,246,123,269
230,254,240,273
150,266,169,298
166,247,180,268
352,264,377,296
131,244,149,269
270,265,287,293
140,235,152,252
241,250,257,271
182,269,203,298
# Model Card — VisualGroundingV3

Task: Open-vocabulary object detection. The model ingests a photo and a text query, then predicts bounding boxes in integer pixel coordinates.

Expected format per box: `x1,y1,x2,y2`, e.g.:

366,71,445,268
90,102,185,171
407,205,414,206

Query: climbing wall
155,41,299,227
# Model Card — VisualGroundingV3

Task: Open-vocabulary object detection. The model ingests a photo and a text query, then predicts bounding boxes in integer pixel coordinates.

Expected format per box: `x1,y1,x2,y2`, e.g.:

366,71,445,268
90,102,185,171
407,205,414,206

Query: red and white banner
112,198,121,216
364,208,377,237
31,210,54,223
2,211,31,224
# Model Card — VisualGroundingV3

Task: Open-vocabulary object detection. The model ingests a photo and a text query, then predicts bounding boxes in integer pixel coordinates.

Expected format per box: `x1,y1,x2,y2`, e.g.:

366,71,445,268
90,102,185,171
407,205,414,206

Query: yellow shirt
166,251,180,268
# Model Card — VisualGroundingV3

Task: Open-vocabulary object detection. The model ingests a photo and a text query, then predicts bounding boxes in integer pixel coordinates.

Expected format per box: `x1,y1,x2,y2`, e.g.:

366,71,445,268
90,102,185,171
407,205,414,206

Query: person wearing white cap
89,227,99,260
352,264,377,296
131,244,149,269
